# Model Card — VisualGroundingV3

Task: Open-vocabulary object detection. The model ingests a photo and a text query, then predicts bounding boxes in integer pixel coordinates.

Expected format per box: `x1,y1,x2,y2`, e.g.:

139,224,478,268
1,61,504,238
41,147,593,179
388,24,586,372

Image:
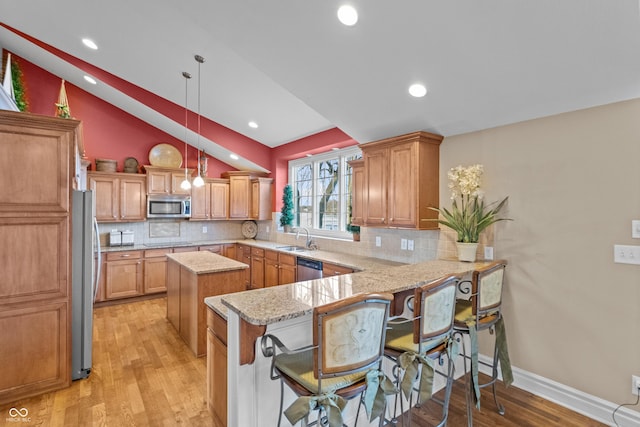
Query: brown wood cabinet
322,262,354,278
191,178,229,220
359,131,443,229
144,165,193,195
89,172,146,222
222,171,272,220
0,111,79,404
265,250,297,287
166,255,246,357
235,244,252,290
207,308,228,427
104,250,143,299
249,247,265,290
143,248,171,294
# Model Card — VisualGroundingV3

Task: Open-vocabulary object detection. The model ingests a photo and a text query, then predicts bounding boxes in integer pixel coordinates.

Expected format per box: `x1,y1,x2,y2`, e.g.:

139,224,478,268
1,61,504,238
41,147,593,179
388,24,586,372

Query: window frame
288,146,361,239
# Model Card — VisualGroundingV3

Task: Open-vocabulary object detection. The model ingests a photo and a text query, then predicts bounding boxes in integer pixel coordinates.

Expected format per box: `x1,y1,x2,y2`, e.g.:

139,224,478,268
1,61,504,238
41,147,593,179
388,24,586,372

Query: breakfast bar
208,258,498,426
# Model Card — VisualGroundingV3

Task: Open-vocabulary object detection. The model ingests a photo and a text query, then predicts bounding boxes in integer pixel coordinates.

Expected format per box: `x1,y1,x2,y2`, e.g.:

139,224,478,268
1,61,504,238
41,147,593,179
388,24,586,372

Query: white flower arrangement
429,164,511,243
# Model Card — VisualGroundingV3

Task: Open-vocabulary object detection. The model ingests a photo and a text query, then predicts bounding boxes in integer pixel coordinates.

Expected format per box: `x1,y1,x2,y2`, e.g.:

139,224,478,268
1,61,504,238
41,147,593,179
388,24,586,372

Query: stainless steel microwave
147,195,191,219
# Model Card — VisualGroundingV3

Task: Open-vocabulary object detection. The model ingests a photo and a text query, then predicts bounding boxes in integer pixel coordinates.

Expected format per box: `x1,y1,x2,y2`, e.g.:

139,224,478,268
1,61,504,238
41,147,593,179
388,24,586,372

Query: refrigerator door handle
93,217,101,303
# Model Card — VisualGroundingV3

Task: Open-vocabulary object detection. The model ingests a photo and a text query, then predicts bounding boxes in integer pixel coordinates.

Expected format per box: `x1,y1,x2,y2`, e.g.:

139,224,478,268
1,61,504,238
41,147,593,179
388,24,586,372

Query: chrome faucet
295,227,317,249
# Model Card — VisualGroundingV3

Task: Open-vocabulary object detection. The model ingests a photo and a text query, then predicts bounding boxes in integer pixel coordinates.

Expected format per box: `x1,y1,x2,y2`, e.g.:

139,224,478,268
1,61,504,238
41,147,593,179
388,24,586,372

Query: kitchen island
206,257,499,426
166,251,247,357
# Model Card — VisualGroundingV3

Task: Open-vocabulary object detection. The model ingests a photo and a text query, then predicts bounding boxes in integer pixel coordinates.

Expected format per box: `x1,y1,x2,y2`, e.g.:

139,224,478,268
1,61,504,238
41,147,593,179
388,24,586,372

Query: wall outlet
266,225,270,233
407,240,414,251
632,220,640,238
202,226,208,233
375,236,381,247
632,375,640,396
484,246,494,260
400,238,407,250
614,244,640,265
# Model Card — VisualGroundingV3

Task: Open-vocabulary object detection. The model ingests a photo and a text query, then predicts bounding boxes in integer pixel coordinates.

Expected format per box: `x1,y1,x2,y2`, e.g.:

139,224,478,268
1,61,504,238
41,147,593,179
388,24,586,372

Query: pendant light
180,71,192,191
192,54,205,188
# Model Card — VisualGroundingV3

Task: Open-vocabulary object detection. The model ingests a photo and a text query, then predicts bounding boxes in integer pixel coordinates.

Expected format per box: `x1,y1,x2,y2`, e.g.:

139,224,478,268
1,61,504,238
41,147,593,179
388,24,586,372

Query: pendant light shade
180,71,192,190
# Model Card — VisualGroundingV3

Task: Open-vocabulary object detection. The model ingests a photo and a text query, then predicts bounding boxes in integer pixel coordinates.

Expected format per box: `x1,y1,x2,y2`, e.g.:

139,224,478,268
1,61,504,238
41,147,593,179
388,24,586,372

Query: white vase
456,242,478,262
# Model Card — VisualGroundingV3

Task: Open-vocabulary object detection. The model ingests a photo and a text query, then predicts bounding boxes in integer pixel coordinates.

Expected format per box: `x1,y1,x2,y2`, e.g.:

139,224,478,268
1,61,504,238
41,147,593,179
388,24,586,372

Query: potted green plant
429,164,510,261
280,184,295,232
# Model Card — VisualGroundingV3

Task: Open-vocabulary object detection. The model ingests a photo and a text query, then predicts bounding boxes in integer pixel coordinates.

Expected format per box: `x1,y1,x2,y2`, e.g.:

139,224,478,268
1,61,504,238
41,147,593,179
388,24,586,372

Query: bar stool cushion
385,320,447,354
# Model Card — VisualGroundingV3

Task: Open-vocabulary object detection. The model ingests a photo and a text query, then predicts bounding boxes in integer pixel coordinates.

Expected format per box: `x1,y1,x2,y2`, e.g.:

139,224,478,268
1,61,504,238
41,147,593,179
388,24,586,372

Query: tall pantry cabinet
0,111,79,404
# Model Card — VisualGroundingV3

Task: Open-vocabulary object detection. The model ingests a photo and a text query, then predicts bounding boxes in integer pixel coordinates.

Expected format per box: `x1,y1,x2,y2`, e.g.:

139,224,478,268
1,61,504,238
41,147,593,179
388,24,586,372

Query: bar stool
261,292,396,427
383,274,462,427
454,260,513,427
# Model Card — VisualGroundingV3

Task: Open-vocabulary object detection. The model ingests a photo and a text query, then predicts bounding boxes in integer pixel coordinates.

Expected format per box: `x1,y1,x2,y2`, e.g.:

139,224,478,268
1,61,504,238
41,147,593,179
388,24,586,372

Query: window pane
294,164,313,228
316,159,340,230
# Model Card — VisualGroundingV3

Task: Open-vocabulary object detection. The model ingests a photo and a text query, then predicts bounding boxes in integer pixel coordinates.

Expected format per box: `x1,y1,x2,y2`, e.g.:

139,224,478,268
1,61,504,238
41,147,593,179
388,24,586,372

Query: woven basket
96,158,117,172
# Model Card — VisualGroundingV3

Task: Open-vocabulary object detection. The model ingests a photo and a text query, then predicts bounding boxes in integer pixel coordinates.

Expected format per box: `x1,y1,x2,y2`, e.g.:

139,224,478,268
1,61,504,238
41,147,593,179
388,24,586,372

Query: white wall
440,98,640,405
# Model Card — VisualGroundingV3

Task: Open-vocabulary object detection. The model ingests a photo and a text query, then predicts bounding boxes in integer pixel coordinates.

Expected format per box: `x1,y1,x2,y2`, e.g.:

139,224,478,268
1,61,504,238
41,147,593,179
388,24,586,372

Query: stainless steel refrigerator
71,190,101,380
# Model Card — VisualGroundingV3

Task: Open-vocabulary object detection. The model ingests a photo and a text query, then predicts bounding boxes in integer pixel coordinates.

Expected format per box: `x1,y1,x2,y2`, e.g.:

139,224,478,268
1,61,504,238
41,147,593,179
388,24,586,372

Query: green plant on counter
428,164,511,243
11,59,28,112
280,184,295,230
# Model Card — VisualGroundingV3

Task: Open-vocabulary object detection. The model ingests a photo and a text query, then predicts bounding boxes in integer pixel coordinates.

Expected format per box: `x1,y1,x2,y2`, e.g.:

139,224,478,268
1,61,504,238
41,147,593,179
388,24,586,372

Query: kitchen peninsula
166,251,247,357
207,256,500,426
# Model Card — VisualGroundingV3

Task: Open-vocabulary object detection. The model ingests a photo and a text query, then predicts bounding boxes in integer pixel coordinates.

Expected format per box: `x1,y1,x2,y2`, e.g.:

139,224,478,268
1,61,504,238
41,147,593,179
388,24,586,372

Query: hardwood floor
0,297,605,426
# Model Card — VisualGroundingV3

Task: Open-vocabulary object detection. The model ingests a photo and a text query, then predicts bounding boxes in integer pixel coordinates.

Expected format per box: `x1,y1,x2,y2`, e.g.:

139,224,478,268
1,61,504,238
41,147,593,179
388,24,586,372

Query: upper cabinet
191,178,229,220
144,165,193,195
89,172,146,222
222,171,273,220
347,159,365,226
358,131,443,229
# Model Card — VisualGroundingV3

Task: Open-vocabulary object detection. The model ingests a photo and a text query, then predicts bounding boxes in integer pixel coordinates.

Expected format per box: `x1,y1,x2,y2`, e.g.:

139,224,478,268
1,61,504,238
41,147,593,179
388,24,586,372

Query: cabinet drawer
207,308,228,345
106,250,142,261
322,262,353,277
279,253,296,266
144,248,171,258
265,250,278,261
251,247,265,257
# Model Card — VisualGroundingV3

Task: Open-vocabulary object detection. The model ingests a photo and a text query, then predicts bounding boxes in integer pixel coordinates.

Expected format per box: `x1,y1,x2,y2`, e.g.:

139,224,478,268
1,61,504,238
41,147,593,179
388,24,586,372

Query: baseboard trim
476,354,640,427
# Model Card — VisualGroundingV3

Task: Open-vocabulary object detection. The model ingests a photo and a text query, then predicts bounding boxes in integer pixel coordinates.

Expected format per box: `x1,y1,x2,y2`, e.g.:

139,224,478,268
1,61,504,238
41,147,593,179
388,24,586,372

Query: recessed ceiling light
84,75,97,85
248,121,258,129
337,5,358,26
82,38,98,50
230,154,239,160
408,83,427,98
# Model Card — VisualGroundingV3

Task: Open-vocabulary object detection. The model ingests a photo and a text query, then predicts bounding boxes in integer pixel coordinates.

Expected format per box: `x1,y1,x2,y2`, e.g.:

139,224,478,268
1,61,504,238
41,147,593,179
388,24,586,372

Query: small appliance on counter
109,230,122,247
121,230,134,246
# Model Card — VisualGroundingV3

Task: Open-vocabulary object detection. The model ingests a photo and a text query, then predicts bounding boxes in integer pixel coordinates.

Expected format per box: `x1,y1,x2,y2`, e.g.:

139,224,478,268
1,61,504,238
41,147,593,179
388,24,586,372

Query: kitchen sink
275,245,308,252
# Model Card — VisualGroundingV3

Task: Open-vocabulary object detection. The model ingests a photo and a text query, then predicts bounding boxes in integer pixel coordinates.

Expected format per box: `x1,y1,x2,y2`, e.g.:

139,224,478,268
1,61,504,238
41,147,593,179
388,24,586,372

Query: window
289,147,361,237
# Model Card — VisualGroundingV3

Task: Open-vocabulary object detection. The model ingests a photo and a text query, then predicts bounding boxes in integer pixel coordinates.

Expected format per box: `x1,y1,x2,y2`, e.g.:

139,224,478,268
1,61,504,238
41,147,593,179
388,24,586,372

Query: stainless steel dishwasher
297,257,323,281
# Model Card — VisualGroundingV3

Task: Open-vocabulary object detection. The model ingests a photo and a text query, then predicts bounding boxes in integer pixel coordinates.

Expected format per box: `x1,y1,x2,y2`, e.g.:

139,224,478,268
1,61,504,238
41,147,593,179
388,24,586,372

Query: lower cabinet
265,250,297,287
104,251,143,300
322,262,354,278
236,244,252,290
207,308,228,427
143,248,171,294
249,247,265,290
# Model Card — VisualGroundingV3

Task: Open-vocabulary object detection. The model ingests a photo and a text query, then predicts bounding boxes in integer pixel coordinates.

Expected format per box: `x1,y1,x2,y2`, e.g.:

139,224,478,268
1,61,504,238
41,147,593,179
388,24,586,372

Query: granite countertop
166,251,248,275
211,258,497,325
101,239,237,253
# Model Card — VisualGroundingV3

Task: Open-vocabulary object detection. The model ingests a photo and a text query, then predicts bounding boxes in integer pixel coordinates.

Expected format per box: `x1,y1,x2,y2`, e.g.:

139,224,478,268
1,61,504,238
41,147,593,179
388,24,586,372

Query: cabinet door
120,177,146,221
210,181,229,219
190,181,211,220
147,171,171,194
90,175,119,222
388,142,417,227
228,176,250,218
166,259,181,331
105,253,143,299
94,255,106,303
264,256,279,288
171,172,191,195
144,257,168,294
363,147,387,226
279,263,297,285
208,328,228,426
250,254,265,289
223,244,236,260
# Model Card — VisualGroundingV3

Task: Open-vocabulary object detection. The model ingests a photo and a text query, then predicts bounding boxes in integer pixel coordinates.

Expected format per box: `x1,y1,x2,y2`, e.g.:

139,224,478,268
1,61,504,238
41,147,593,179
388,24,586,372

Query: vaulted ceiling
2,0,640,155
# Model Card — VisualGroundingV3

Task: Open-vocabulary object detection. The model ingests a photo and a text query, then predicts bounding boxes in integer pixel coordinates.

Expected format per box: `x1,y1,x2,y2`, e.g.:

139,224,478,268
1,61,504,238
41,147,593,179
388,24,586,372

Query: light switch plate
632,220,640,238
407,240,414,251
375,236,381,247
400,238,407,250
484,246,494,260
614,244,640,265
